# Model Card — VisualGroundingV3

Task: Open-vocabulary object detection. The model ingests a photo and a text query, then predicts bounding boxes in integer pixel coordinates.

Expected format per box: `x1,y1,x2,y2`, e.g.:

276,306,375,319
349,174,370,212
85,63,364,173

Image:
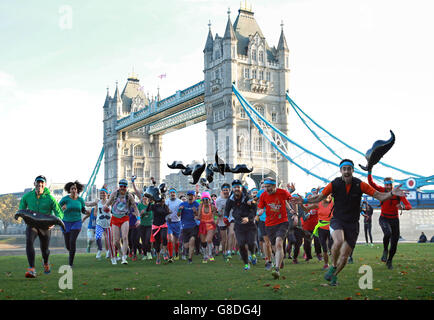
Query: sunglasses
119,185,127,188
99,215,111,220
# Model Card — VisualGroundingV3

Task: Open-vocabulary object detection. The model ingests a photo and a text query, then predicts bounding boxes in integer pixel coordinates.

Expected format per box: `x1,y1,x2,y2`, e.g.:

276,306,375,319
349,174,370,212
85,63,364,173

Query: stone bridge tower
204,7,291,187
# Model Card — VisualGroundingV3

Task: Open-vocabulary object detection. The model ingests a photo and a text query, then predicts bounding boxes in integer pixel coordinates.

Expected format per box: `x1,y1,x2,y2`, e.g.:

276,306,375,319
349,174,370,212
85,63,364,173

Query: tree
0,194,20,233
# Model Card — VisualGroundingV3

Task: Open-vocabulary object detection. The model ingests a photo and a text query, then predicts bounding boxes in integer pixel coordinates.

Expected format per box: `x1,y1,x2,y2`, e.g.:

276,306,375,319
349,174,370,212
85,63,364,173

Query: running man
368,173,412,269
59,181,89,267
215,183,231,261
257,177,294,279
84,187,116,264
19,175,64,278
104,179,140,265
225,180,257,270
177,190,200,264
291,159,407,285
165,188,183,262
255,181,273,269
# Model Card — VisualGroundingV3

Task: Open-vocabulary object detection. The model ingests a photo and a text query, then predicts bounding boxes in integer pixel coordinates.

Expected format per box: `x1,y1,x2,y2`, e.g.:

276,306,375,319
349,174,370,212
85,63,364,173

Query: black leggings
379,216,400,262
289,228,304,260
26,226,51,268
364,223,373,243
153,227,168,253
128,227,140,256
302,230,322,259
138,225,152,254
318,228,333,253
64,229,81,266
235,226,256,264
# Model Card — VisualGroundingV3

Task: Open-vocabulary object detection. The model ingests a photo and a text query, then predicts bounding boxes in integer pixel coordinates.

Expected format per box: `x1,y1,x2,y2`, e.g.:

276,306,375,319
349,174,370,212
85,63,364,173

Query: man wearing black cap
224,179,257,271
19,175,64,278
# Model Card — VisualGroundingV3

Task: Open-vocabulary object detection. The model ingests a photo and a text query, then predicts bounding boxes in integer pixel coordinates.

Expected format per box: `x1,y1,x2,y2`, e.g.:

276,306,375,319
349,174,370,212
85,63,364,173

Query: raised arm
131,179,143,202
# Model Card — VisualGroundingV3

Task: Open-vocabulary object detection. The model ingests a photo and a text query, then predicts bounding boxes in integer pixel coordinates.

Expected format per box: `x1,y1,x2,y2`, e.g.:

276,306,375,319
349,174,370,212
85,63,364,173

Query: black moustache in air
359,130,395,172
15,209,66,232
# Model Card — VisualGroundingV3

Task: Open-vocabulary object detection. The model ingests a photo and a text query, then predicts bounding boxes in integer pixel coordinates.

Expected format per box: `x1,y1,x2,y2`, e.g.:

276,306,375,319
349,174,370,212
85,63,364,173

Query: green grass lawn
0,243,432,300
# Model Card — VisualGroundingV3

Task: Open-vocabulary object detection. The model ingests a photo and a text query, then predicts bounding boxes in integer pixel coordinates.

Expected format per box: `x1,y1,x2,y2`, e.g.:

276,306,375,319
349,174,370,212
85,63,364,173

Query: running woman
367,174,412,269
225,180,257,270
291,159,407,285
177,190,200,264
104,179,140,265
198,191,218,263
19,175,64,278
59,181,89,267
303,192,334,270
84,207,96,253
360,200,374,246
84,187,116,264
257,177,294,279
215,183,231,261
165,188,183,262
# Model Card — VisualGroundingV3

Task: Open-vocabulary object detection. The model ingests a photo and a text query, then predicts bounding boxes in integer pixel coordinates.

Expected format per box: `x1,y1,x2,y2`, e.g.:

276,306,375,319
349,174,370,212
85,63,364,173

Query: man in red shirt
258,177,293,279
291,159,407,286
368,173,411,269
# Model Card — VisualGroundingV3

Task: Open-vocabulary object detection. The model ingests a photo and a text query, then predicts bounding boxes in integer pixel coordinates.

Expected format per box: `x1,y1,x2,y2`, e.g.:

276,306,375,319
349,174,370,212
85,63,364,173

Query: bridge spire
204,20,214,52
224,8,236,40
113,81,121,102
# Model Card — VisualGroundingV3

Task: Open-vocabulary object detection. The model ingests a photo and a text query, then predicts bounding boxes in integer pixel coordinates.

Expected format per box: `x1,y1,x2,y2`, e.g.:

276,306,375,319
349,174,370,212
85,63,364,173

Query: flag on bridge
158,73,167,79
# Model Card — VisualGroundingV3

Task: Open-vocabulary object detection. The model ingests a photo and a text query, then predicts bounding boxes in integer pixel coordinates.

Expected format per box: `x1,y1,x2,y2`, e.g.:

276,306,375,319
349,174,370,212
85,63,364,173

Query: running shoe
317,254,323,261
86,246,91,253
202,258,208,264
132,255,137,262
163,252,169,261
181,254,187,261
116,255,121,261
25,268,36,278
121,255,128,265
156,258,161,265
128,252,133,258
251,254,257,265
265,261,272,271
293,259,299,264
141,254,147,260
381,250,388,262
324,266,336,281
330,275,338,286
347,256,353,264
147,252,153,260
43,263,50,274
174,255,180,261
322,264,329,271
168,258,173,263
209,257,215,262
111,257,117,265
96,250,102,259
188,258,193,264
386,260,393,270
106,250,110,259
271,268,280,279
244,264,250,271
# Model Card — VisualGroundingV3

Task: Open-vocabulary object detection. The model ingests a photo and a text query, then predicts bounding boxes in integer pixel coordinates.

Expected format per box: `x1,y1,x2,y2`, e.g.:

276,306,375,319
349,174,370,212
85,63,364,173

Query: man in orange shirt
291,159,407,286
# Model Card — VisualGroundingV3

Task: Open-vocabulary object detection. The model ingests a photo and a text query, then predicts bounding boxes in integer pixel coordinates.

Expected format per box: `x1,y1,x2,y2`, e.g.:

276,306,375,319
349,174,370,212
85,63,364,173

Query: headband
100,188,109,194
169,188,177,193
232,184,243,187
384,180,393,185
263,180,276,185
339,161,354,168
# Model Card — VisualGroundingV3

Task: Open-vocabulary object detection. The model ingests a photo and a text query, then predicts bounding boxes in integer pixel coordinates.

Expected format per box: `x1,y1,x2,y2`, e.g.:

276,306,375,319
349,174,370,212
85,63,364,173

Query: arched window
259,50,264,62
134,145,143,156
252,49,257,61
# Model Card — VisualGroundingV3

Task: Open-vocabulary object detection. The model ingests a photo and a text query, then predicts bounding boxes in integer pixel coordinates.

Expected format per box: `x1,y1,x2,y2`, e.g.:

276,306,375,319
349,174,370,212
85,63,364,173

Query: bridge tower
103,74,162,192
204,6,291,186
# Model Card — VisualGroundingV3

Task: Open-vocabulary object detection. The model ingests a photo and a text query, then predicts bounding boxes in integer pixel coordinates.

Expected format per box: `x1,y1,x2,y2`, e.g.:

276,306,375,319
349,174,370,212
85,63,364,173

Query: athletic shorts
63,220,82,233
167,221,181,238
218,225,227,231
330,218,359,249
110,215,129,228
182,226,197,243
257,220,266,242
265,221,289,246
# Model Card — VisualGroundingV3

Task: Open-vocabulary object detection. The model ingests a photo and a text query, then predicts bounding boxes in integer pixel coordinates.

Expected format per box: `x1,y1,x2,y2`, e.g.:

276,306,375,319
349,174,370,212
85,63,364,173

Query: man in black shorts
177,190,200,264
291,159,407,286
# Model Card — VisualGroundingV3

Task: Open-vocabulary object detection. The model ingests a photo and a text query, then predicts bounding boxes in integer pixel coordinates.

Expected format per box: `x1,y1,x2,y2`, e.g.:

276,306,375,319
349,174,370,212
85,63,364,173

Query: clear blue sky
1,0,433,194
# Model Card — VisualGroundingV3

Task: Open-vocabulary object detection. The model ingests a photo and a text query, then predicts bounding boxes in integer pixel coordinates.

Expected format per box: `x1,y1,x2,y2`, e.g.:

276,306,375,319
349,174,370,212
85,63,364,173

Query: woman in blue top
59,181,88,267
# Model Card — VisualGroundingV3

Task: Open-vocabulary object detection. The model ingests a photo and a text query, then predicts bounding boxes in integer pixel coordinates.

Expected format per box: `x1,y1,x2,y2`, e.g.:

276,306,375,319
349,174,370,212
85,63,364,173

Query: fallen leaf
82,282,88,285
40,290,46,294
416,286,423,289
0,289,3,293
320,284,328,287
313,288,318,292
273,284,281,291
355,292,361,296
285,285,290,289
114,288,122,291
145,295,150,300
281,276,287,280
264,283,271,287
187,291,192,295
345,297,352,300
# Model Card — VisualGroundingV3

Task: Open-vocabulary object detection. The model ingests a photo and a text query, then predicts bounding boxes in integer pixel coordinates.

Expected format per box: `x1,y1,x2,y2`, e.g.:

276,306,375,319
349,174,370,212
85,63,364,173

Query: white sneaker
147,252,152,260
111,257,117,265
116,255,121,261
96,250,102,259
121,255,128,265
105,250,110,259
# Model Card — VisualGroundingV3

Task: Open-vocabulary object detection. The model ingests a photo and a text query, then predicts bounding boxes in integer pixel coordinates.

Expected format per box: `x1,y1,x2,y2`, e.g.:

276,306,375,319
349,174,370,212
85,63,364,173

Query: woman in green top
59,181,88,267
132,178,154,260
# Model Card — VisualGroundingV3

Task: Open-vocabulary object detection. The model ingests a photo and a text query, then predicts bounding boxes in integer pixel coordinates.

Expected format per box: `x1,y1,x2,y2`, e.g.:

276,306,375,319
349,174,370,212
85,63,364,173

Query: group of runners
19,158,410,286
